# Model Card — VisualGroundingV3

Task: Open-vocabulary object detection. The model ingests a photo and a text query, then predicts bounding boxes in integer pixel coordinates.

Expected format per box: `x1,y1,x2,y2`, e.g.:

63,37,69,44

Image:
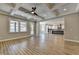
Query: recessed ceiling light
63,8,67,11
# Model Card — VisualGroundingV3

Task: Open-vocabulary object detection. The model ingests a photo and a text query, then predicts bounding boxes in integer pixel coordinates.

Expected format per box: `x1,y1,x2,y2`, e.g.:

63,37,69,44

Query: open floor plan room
0,3,79,55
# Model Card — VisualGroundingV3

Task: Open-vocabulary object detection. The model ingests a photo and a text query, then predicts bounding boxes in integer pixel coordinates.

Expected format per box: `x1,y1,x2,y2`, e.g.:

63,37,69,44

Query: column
27,22,31,35
34,21,40,36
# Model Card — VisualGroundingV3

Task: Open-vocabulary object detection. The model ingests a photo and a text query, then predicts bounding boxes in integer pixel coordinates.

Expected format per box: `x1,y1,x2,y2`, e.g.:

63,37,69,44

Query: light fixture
31,11,34,14
63,8,67,11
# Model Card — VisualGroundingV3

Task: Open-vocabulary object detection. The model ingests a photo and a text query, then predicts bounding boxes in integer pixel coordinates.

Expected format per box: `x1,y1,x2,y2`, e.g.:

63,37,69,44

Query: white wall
0,14,31,36
0,14,8,34
45,17,64,25
64,13,79,41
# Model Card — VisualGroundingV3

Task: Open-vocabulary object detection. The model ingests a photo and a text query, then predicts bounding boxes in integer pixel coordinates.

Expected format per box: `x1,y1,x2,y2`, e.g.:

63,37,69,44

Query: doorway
40,17,64,35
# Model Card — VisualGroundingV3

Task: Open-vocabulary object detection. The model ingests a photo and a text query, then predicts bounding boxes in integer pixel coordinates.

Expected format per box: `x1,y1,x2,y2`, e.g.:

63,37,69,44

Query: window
20,22,27,32
10,20,19,32
15,21,19,32
52,25,57,29
9,20,27,33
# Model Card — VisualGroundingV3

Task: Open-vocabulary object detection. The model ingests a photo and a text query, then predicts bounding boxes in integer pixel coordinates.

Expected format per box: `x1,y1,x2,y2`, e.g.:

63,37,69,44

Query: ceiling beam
0,9,34,22
39,11,79,22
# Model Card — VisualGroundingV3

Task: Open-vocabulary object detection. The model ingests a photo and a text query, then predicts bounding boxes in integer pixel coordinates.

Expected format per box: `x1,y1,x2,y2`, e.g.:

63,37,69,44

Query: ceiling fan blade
34,12,44,19
33,12,38,15
19,7,31,13
19,7,44,19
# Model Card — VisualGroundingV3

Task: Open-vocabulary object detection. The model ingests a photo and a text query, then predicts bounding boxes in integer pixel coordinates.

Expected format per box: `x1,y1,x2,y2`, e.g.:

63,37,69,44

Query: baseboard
0,35,33,42
64,39,79,43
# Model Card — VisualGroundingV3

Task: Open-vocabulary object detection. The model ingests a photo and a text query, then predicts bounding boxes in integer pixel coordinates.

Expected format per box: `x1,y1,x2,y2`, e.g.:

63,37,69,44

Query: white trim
65,39,79,43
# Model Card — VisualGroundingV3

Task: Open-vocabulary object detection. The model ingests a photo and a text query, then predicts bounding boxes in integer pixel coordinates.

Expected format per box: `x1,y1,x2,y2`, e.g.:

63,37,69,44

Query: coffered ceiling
0,3,79,21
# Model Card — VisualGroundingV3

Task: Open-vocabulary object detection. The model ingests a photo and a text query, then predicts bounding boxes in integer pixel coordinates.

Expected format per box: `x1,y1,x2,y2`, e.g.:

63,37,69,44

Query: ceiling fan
19,6,44,19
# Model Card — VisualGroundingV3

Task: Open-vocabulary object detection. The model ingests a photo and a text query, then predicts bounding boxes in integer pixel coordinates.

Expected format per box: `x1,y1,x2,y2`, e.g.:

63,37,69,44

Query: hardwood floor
0,33,79,55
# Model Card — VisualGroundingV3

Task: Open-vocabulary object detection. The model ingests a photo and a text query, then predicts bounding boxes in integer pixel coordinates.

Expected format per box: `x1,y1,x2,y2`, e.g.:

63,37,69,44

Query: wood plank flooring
0,33,79,55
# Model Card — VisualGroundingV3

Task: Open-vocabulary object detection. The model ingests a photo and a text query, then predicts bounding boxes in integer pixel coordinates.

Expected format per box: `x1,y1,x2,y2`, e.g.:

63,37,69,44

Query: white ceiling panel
0,3,78,21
